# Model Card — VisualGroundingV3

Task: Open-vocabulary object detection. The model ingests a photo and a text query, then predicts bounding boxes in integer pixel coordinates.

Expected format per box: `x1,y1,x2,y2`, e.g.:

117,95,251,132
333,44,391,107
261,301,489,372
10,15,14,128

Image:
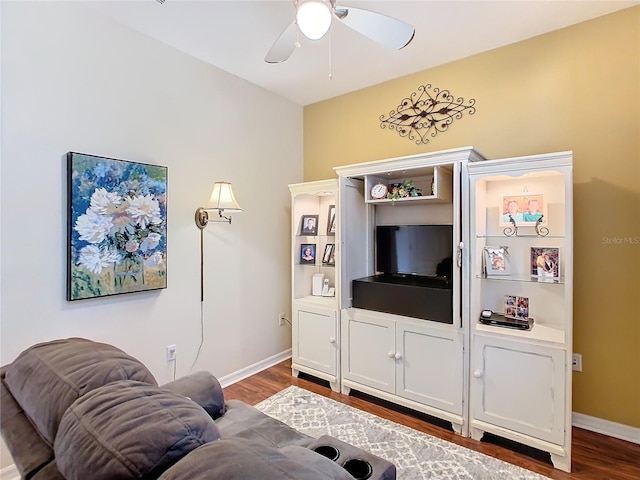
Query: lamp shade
296,0,332,40
207,182,242,212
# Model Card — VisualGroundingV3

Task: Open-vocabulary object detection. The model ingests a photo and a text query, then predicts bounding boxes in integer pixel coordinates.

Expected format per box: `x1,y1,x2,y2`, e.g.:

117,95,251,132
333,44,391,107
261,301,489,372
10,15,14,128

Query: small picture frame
530,247,560,280
483,246,511,276
300,215,319,235
327,205,336,235
328,245,336,265
300,244,316,264
322,244,334,264
499,194,546,226
505,295,529,320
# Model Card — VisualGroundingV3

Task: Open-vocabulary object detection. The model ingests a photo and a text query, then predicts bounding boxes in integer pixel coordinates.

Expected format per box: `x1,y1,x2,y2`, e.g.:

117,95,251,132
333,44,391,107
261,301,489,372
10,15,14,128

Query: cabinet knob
329,337,336,344
387,351,395,358
394,352,402,360
473,370,483,378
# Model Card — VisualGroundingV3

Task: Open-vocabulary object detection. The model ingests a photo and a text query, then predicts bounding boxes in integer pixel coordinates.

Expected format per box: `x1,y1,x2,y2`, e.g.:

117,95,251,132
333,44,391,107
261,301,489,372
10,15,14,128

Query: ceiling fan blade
265,21,298,63
334,6,414,50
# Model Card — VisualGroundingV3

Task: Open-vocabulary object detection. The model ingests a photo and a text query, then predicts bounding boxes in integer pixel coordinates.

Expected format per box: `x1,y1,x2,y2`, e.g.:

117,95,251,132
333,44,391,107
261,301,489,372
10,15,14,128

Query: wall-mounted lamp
195,181,242,228
195,182,242,301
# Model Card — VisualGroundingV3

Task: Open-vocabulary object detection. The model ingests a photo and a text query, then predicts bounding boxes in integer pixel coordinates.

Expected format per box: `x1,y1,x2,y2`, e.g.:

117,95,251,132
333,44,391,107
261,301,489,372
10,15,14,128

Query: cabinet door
338,177,370,309
470,336,565,445
293,306,338,376
396,323,464,415
342,311,395,394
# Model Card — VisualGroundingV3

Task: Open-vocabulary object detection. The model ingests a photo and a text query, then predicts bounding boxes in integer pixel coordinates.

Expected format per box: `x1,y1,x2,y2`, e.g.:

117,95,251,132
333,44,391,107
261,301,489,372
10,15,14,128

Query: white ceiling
86,0,639,106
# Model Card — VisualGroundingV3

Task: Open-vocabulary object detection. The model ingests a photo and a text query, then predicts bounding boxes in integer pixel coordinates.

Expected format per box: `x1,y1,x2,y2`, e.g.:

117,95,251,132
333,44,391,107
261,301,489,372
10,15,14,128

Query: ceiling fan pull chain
328,30,333,80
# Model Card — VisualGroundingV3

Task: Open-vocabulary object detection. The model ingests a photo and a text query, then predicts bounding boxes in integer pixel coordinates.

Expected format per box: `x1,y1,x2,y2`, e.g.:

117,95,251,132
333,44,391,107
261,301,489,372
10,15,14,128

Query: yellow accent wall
303,7,640,428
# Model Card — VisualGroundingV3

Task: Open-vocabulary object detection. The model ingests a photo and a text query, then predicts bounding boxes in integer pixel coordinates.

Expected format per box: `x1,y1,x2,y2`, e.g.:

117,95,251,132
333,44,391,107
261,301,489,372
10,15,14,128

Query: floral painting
67,152,167,300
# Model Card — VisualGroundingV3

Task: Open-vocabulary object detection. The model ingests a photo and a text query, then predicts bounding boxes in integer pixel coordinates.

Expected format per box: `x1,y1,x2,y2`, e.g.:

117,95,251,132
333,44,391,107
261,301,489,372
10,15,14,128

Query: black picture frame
327,205,336,235
300,244,316,264
322,244,334,264
300,215,319,235
67,152,167,301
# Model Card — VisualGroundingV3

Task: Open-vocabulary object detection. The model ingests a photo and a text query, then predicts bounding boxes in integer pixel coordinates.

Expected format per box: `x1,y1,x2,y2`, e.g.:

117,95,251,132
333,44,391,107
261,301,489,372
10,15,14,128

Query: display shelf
295,295,337,307
289,179,341,392
477,274,565,284
476,234,565,240
365,195,448,205
297,234,336,239
297,263,335,267
364,166,453,204
476,322,565,344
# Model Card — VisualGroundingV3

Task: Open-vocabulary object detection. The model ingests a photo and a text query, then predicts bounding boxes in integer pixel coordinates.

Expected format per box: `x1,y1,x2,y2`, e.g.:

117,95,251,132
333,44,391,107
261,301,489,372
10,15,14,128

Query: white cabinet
341,308,465,433
467,152,573,472
289,180,341,391
470,335,566,445
292,302,339,391
341,310,395,394
334,147,483,434
291,148,574,472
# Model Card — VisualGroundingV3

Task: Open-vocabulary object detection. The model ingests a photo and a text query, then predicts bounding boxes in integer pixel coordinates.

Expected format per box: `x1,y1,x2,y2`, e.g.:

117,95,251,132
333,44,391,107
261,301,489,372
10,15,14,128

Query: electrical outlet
572,353,582,372
166,344,177,362
278,313,287,326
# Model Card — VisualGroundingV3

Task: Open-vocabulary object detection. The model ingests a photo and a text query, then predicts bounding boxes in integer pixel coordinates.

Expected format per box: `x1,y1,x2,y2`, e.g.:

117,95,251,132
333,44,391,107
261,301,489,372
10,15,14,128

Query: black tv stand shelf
352,274,453,324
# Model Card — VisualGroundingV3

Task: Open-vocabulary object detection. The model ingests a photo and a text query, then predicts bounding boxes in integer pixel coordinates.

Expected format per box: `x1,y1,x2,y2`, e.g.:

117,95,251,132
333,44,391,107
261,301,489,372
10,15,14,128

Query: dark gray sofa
1,338,395,480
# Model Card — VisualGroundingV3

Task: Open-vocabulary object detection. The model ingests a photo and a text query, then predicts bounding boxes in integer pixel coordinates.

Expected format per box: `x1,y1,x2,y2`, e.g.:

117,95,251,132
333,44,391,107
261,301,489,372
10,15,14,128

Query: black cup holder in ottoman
313,445,341,461
307,435,396,480
343,459,373,480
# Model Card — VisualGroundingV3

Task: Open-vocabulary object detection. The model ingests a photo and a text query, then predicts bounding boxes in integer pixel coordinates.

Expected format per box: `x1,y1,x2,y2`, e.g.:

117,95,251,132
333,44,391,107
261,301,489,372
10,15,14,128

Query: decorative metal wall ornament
380,84,476,145
504,215,549,237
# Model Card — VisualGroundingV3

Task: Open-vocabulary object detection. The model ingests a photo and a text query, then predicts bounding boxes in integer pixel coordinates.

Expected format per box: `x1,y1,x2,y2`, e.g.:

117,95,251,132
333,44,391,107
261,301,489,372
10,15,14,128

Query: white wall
0,1,302,468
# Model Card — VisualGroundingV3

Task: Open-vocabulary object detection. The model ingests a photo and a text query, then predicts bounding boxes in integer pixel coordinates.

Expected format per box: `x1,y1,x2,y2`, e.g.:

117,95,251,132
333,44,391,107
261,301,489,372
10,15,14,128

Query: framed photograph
67,152,167,301
300,244,316,264
499,194,545,226
483,246,511,276
328,245,336,265
322,244,334,264
505,295,529,320
530,247,560,280
327,205,336,235
300,215,319,235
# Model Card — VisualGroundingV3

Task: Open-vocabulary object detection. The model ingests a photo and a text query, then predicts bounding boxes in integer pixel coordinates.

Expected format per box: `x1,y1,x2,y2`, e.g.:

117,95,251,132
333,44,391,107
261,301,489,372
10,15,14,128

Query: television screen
376,225,453,278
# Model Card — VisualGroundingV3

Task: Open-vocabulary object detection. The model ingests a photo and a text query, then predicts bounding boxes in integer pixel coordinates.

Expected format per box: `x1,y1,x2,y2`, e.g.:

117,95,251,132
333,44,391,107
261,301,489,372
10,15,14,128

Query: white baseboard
573,412,640,444
218,349,292,388
0,464,19,480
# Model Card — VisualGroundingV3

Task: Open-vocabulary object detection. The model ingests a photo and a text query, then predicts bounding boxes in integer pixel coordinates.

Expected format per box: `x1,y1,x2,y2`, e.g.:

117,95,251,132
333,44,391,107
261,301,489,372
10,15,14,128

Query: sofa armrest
1,366,55,479
161,371,226,419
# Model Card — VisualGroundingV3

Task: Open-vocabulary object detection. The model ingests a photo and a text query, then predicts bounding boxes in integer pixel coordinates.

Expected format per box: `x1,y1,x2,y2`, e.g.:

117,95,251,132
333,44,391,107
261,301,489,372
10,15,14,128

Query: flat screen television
375,225,453,279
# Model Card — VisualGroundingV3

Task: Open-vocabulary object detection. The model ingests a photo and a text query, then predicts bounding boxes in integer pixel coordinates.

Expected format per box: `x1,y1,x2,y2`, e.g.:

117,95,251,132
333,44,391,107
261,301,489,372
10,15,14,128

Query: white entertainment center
288,147,573,471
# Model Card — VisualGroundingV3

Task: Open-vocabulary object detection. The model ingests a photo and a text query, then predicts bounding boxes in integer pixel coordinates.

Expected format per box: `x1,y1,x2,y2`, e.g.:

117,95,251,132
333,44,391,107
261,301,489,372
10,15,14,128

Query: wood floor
223,359,640,480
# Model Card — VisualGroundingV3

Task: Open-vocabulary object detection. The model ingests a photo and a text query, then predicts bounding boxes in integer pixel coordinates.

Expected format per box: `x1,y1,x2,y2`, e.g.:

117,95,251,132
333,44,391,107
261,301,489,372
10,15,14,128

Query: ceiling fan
265,0,415,63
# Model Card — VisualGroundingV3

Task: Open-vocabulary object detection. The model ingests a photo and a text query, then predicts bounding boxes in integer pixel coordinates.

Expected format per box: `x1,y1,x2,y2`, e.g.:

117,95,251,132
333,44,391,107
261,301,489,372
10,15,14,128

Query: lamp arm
194,207,232,229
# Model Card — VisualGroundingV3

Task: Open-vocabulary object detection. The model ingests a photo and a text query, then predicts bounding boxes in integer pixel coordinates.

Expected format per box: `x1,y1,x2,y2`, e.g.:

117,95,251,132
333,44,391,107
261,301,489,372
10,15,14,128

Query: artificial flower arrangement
387,179,422,201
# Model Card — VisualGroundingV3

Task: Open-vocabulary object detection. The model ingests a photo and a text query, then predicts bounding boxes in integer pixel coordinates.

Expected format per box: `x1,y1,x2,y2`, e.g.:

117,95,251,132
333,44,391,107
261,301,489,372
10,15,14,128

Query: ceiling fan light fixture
296,0,332,40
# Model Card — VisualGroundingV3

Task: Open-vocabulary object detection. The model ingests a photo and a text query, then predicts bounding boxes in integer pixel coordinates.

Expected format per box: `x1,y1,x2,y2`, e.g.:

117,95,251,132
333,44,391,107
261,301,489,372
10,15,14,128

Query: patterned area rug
255,386,550,480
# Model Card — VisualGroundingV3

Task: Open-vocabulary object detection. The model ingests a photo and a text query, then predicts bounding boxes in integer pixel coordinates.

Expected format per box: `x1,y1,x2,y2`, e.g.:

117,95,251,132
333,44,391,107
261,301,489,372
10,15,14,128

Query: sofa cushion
55,380,220,480
158,438,354,480
4,338,157,446
215,399,313,448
